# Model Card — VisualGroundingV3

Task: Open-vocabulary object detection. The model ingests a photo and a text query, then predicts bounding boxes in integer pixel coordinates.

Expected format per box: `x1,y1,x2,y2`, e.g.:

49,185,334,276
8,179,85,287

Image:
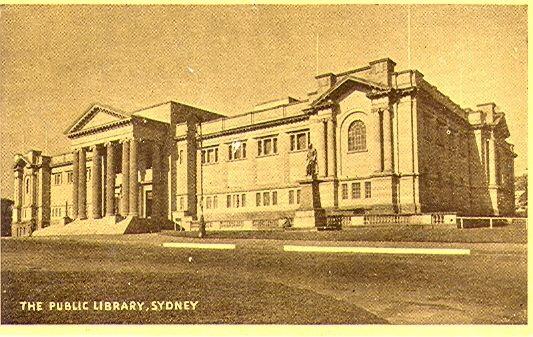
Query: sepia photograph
0,3,528,332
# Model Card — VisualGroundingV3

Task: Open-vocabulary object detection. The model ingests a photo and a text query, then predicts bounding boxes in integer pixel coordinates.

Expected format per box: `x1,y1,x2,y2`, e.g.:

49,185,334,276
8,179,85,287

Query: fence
457,216,528,229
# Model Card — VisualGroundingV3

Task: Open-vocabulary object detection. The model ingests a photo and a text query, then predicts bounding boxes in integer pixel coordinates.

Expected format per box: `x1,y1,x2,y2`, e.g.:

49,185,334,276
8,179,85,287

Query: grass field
162,223,527,244
1,233,527,324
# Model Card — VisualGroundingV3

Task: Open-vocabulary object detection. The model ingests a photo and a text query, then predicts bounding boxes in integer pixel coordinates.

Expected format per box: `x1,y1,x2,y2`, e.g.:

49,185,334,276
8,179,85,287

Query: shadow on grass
1,270,387,324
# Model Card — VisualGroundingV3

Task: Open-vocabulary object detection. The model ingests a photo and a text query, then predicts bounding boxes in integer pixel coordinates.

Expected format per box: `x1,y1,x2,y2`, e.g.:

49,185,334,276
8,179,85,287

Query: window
290,131,310,151
296,190,301,204
227,194,244,208
365,182,372,198
228,141,247,160
263,192,270,206
342,183,348,199
233,195,240,208
289,190,294,204
179,150,184,164
25,177,30,193
53,173,62,185
206,197,212,209
256,193,261,206
351,182,361,199
257,136,278,156
201,147,218,164
348,121,366,152
213,196,218,209
179,197,184,210
272,191,277,205
67,171,73,183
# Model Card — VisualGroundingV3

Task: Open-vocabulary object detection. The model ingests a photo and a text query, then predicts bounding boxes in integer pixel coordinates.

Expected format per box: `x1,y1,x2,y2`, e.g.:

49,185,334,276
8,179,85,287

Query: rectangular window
289,190,294,204
232,194,239,208
256,192,261,206
229,141,247,160
180,197,184,210
296,190,301,204
206,196,212,209
67,171,73,183
227,195,231,208
257,137,278,157
241,194,246,207
365,182,372,198
351,182,361,199
290,131,310,151
263,192,270,206
213,196,218,209
201,147,219,164
342,183,348,199
272,191,277,205
53,173,62,185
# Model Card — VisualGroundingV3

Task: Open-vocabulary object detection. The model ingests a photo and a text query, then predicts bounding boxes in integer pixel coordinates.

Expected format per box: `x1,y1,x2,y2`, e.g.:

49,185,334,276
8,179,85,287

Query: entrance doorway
144,191,153,218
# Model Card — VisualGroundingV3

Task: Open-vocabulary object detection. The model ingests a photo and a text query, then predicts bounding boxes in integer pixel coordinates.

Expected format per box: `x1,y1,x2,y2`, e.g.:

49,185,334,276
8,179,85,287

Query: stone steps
31,216,157,236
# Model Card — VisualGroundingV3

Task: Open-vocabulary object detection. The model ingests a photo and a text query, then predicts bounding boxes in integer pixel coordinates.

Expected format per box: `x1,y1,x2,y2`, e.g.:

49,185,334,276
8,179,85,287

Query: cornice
67,119,132,139
177,114,309,141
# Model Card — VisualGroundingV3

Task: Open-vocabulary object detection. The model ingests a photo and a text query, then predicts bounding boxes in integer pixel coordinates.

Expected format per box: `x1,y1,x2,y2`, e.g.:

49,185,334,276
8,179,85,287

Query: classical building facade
12,58,516,236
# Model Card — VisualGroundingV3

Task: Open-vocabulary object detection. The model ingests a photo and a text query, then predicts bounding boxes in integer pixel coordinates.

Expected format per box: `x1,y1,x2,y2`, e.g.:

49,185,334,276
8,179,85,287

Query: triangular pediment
312,76,389,107
65,104,130,135
13,154,31,169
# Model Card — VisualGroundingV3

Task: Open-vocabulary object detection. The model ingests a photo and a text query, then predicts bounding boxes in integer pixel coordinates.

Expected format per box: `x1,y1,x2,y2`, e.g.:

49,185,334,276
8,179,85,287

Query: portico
65,105,169,225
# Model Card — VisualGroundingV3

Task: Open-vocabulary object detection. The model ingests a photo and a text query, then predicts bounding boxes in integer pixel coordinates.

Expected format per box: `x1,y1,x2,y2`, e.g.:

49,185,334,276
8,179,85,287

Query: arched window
348,120,366,152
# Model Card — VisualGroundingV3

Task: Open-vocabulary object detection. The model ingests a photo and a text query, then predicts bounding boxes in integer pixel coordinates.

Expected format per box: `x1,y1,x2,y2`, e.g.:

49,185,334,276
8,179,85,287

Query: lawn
0,236,527,324
161,223,527,244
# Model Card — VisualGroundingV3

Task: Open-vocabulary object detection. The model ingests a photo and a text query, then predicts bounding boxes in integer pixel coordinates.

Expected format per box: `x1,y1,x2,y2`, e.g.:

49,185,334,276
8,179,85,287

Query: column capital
119,138,132,144
104,141,115,147
90,144,102,151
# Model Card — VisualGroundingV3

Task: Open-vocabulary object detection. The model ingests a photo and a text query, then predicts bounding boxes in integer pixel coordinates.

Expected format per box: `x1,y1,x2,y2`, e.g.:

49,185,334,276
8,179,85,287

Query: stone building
12,58,516,236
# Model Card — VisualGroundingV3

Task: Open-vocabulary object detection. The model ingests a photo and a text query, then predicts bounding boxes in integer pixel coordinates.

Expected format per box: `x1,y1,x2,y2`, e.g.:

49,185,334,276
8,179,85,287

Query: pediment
13,154,31,169
312,76,389,107
65,105,130,135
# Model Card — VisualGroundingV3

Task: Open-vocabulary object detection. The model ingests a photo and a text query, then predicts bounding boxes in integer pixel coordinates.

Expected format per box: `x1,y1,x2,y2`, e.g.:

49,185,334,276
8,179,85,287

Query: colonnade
71,139,140,220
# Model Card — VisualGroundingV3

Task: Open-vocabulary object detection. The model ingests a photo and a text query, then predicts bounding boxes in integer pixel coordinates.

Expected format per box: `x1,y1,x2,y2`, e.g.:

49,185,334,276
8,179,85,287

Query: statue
306,144,318,178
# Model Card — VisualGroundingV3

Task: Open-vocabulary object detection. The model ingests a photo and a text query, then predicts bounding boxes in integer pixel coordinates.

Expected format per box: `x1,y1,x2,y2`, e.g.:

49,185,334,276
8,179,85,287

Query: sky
0,4,528,199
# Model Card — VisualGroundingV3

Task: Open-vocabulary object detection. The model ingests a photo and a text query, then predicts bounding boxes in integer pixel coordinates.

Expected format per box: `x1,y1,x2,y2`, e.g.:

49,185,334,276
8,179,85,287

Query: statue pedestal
293,178,326,229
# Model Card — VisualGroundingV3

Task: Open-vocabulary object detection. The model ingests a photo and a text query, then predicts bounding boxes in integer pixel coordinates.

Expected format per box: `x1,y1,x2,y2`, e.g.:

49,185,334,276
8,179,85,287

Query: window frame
289,130,310,152
257,136,279,157
347,120,367,152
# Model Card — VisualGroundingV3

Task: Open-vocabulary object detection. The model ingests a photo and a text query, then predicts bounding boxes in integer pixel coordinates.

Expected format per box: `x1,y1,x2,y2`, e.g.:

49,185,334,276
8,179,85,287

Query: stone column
488,134,497,186
91,145,103,219
105,142,116,216
382,108,393,172
72,150,79,219
13,170,23,223
129,139,139,216
317,119,326,178
121,139,130,216
326,118,336,178
78,147,87,220
373,110,383,172
151,142,161,220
